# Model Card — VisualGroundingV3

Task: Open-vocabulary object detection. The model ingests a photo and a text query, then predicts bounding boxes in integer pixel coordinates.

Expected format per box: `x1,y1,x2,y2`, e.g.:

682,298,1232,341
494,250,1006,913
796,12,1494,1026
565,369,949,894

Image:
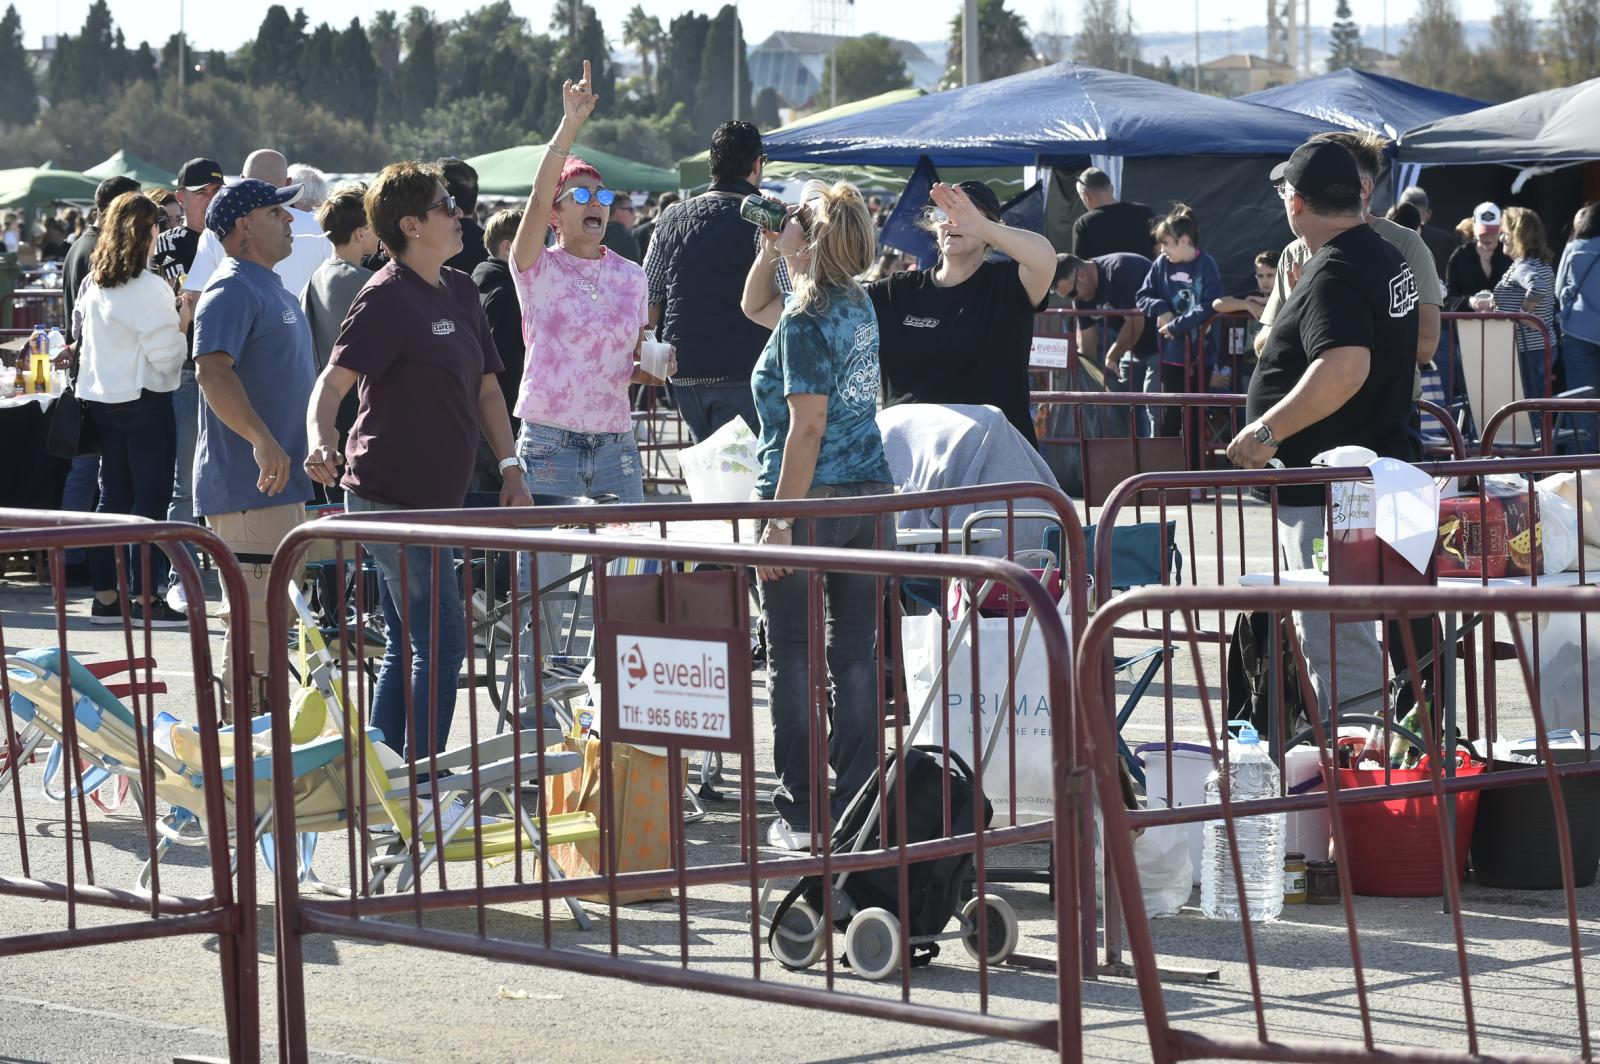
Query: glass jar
1283,851,1308,904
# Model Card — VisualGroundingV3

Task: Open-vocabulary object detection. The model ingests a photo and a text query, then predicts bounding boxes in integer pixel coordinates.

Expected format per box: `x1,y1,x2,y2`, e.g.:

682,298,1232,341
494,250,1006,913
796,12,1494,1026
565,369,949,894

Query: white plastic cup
640,338,674,380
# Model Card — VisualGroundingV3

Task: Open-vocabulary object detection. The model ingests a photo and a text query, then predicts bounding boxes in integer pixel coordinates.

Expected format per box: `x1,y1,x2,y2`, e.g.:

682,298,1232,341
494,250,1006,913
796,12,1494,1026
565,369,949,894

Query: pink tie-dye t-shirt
512,245,649,434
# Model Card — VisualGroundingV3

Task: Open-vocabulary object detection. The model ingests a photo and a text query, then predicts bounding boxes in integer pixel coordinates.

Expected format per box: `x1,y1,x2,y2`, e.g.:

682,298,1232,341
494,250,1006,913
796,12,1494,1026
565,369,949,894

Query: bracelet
547,142,570,159
498,456,522,474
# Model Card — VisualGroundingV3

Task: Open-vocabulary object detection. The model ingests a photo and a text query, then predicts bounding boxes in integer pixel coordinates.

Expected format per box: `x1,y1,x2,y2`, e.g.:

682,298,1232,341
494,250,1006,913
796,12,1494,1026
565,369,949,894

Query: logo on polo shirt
1388,266,1419,318
432,318,456,336
281,308,297,325
903,315,939,329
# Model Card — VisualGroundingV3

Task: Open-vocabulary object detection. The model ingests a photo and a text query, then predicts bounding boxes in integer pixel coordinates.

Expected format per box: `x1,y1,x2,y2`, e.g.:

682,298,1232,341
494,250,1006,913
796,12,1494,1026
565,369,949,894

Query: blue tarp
1242,69,1486,140
762,62,1340,168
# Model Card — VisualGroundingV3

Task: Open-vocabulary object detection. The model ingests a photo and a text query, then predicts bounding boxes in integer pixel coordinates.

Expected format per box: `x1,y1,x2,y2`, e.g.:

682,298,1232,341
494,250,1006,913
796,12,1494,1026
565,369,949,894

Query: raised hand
928,182,988,235
563,59,599,125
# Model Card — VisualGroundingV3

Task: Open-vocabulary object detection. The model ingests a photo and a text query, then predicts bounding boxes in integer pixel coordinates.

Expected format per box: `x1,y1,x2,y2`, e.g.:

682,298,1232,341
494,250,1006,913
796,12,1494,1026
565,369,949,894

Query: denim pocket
517,423,565,463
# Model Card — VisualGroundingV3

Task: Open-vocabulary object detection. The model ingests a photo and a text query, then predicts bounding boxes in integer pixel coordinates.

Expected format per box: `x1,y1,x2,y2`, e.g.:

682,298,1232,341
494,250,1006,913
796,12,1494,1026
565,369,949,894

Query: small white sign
1029,336,1072,369
614,634,732,742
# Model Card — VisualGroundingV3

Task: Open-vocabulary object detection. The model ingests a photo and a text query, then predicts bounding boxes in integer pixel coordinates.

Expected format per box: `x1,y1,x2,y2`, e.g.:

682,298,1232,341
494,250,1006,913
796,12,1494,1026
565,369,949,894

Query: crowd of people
17,54,1600,836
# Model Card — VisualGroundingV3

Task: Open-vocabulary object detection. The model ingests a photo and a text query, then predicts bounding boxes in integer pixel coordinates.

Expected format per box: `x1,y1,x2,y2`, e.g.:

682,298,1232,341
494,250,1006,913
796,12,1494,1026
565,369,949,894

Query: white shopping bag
901,601,1068,821
678,416,760,503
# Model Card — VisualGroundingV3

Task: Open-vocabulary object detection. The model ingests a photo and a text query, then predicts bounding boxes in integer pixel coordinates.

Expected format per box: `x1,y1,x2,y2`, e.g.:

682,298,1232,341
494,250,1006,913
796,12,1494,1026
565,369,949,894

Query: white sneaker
766,818,813,852
166,581,188,613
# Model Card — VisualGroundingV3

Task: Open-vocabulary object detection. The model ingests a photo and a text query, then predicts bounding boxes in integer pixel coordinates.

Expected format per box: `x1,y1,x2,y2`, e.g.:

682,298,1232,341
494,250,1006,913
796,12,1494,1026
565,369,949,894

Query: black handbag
45,344,100,459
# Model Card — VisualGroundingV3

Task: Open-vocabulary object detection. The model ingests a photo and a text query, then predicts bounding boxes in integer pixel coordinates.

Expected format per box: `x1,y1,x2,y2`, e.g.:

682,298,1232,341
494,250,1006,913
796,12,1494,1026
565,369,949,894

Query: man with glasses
1227,139,1420,717
1053,251,1156,403
642,119,773,442
150,157,224,611
191,178,318,718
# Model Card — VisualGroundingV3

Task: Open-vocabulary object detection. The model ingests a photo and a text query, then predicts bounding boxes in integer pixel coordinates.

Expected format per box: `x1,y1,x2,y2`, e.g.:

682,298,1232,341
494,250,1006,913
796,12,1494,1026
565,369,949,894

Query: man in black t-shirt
1071,168,1155,261
1229,139,1420,715
148,157,224,609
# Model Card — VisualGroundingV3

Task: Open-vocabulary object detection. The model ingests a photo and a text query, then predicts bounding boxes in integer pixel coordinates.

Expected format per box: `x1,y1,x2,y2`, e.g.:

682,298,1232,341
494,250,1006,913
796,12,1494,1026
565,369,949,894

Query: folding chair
1078,520,1181,787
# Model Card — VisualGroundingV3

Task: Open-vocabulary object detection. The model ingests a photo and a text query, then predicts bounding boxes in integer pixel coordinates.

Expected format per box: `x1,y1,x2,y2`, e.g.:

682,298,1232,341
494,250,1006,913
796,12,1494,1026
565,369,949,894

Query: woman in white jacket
73,191,190,626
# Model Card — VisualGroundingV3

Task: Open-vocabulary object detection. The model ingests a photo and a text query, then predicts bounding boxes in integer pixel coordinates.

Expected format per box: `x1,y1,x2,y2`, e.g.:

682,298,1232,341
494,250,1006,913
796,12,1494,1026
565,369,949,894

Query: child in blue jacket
1135,204,1222,438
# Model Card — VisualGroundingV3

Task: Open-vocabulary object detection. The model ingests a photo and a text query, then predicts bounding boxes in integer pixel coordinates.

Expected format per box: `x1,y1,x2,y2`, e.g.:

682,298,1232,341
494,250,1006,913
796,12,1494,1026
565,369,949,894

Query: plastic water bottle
1200,722,1285,921
46,325,65,356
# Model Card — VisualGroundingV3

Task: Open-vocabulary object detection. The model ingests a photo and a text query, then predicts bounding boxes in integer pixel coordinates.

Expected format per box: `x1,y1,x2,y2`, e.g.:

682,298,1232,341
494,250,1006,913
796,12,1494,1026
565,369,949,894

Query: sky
12,0,1545,55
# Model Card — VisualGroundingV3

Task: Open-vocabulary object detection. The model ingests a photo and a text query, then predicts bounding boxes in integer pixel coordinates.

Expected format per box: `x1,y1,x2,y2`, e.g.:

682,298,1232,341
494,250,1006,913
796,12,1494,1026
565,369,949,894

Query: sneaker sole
88,613,125,626
136,618,189,629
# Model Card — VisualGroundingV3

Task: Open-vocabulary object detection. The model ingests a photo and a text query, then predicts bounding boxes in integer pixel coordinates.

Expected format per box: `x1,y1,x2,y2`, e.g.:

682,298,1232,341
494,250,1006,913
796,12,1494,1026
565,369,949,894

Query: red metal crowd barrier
265,506,1083,1062
1080,581,1597,1064
1478,398,1600,456
631,383,691,493
0,510,259,1062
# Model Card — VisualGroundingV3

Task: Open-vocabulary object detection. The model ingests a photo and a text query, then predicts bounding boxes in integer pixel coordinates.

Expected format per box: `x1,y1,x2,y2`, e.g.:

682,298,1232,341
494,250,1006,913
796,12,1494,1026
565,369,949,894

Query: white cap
1473,202,1502,230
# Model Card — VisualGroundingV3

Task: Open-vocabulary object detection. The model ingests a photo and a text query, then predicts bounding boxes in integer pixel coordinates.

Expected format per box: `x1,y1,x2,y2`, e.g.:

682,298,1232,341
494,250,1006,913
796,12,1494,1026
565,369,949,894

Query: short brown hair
1501,206,1552,263
364,161,444,258
1254,249,1277,268
1310,130,1386,181
1153,203,1199,246
148,187,176,207
483,207,523,260
89,192,160,288
317,184,370,246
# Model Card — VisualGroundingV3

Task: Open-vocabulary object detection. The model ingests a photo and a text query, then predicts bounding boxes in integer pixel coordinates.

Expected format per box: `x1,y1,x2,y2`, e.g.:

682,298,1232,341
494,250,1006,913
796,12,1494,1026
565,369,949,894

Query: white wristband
498,456,522,474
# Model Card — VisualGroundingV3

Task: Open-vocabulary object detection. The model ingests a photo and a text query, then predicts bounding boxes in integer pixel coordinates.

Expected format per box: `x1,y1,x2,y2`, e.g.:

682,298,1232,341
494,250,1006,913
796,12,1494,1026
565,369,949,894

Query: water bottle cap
1232,721,1261,745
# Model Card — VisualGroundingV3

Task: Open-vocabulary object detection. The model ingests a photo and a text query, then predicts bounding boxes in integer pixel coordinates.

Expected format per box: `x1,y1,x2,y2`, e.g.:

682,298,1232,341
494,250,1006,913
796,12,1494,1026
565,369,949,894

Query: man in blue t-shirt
192,178,318,716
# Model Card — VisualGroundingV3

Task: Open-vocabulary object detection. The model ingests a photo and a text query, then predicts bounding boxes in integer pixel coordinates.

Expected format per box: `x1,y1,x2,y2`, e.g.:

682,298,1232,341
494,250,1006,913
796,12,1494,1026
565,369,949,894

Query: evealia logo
621,643,648,688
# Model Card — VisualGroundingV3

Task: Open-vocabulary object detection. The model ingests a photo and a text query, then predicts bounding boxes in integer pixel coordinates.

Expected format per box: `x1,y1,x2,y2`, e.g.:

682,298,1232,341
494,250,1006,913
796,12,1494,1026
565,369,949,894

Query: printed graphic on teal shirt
751,292,892,498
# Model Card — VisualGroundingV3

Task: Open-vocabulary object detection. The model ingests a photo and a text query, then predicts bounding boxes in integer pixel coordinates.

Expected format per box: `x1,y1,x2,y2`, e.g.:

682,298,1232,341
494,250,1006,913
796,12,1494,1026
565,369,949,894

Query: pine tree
248,5,307,88
46,0,118,103
0,5,37,126
337,19,379,126
395,19,438,126
1328,0,1363,69
694,5,750,136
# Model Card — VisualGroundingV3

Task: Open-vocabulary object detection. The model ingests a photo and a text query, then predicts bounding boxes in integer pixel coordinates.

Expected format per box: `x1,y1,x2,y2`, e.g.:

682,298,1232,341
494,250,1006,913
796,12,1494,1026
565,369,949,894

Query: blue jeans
166,362,201,585
61,455,99,567
516,421,644,503
1561,335,1600,454
344,492,467,764
670,381,757,444
86,391,175,596
756,483,892,829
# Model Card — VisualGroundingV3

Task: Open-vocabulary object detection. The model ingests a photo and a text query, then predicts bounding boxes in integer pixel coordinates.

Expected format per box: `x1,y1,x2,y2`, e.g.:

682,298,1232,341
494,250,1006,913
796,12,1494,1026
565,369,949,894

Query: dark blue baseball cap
206,178,303,240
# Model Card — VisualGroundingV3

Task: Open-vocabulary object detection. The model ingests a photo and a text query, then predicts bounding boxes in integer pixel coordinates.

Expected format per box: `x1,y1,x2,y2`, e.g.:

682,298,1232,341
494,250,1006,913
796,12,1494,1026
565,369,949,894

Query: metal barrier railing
1479,398,1600,456
0,510,259,1063
265,517,1082,1062
1079,581,1596,1064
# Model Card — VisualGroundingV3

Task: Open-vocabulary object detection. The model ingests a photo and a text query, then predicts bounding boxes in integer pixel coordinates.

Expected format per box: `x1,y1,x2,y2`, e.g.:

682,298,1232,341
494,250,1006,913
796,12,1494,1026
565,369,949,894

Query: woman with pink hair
507,59,671,502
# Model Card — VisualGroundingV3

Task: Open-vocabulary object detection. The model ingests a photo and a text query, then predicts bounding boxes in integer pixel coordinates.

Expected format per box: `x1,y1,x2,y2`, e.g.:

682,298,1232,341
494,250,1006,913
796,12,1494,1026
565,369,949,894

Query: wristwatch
498,456,522,475
768,518,793,532
1252,421,1279,449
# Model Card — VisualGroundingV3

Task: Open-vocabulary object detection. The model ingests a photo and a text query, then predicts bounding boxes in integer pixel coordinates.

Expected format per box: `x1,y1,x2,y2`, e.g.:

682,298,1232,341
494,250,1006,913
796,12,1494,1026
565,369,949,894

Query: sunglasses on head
422,194,458,217
557,186,616,207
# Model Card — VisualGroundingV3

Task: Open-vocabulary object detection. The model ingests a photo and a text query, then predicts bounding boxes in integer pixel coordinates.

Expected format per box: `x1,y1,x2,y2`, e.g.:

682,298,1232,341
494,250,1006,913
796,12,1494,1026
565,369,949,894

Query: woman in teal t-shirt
741,182,893,849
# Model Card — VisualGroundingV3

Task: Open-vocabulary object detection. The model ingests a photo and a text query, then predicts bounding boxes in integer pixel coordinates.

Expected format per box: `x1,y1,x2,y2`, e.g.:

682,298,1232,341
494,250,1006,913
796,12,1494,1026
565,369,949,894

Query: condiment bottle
1283,851,1308,904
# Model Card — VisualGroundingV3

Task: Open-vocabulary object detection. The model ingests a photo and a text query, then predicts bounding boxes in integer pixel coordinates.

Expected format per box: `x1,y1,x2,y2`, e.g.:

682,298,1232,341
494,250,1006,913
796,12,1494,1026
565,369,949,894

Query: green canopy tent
84,149,176,188
676,88,1026,196
468,144,680,197
0,167,102,213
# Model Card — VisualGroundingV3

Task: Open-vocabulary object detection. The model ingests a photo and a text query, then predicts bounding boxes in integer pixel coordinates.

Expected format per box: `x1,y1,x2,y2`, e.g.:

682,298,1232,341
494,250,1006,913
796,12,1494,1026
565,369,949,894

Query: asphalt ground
2,489,1596,1063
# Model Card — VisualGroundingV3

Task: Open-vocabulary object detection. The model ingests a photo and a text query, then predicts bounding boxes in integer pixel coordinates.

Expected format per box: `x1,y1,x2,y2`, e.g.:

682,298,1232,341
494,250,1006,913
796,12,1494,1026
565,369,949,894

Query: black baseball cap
176,157,225,190
956,180,1003,220
1270,141,1363,208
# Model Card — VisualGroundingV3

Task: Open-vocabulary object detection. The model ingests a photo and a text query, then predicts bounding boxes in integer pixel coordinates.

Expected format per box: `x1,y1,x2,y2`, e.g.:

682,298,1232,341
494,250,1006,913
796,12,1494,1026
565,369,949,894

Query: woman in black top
866,181,1055,446
1445,202,1512,311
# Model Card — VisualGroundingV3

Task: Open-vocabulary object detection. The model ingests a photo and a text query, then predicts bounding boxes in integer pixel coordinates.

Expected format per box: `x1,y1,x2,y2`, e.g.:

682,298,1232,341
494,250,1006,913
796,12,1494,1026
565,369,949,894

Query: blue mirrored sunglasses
558,186,616,207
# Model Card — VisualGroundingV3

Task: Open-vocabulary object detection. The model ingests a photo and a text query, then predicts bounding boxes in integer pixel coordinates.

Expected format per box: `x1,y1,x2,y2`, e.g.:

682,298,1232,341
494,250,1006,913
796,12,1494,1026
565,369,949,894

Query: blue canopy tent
1242,69,1486,140
762,62,1341,292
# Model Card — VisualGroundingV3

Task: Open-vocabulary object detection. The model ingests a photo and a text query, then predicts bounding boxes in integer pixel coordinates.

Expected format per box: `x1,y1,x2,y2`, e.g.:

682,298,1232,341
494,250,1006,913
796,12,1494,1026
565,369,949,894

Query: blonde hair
788,182,875,317
1501,206,1552,263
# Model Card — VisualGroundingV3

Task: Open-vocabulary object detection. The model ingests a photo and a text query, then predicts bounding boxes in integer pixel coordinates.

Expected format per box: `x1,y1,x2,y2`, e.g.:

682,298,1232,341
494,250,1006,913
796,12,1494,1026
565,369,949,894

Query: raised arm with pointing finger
510,59,597,275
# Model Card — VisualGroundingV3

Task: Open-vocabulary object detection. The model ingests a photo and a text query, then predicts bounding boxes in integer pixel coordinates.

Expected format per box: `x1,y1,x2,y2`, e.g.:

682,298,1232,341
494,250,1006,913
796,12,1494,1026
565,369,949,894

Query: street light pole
962,0,979,86
178,0,186,100
732,2,741,120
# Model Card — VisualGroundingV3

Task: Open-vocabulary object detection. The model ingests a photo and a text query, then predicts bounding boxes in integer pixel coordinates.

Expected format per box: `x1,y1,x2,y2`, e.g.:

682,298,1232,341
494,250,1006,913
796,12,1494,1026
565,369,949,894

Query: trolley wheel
961,894,1019,965
769,899,826,970
844,908,902,982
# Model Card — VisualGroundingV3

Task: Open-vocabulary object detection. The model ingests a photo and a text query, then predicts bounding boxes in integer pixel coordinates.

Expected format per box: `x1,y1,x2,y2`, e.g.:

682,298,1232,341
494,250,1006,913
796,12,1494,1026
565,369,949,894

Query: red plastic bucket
1328,752,1484,897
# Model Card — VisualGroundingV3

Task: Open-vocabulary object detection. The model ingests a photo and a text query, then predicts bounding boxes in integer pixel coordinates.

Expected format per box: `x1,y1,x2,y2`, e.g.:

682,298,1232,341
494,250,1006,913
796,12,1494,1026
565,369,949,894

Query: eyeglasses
422,194,458,217
556,187,616,207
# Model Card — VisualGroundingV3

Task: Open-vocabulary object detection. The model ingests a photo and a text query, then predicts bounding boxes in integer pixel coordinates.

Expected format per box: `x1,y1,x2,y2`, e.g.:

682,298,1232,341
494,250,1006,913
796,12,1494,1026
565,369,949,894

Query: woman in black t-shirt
866,181,1055,446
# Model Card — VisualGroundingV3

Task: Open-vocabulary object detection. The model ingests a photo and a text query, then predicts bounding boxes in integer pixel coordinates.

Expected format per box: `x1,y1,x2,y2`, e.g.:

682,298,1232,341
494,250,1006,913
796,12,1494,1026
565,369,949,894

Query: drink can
739,194,788,233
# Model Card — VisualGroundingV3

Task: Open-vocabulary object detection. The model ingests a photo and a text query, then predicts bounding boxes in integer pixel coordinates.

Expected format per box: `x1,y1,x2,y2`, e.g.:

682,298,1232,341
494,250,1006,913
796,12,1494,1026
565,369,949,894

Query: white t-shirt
185,206,331,301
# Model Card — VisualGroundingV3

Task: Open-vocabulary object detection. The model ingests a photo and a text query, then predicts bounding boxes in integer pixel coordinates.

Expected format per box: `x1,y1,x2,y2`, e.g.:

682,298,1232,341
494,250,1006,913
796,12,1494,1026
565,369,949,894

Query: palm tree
622,5,663,96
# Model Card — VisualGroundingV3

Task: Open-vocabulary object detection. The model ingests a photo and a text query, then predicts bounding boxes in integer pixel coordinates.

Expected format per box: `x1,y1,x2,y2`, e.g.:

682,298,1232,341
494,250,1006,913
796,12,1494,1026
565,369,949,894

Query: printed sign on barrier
1029,335,1072,369
599,621,751,752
